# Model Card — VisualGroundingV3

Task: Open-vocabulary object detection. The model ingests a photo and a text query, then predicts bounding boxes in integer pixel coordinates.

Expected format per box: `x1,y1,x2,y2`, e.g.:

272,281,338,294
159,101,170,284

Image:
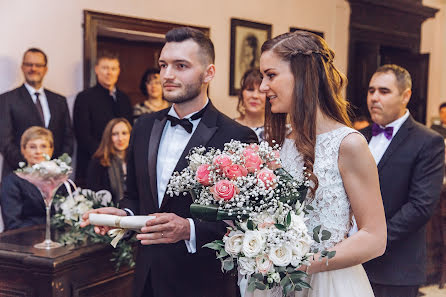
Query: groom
362,64,445,297
82,27,257,297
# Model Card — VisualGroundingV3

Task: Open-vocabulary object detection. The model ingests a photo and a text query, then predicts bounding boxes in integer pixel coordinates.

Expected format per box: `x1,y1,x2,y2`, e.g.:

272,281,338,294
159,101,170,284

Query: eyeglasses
23,62,46,68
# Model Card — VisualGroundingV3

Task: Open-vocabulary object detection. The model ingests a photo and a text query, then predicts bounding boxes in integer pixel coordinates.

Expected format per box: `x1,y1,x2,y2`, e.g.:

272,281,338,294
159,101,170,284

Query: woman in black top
87,118,132,205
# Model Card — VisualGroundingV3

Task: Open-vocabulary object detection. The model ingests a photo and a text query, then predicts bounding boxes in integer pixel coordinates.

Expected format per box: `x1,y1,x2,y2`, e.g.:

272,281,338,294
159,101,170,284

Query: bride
246,31,387,297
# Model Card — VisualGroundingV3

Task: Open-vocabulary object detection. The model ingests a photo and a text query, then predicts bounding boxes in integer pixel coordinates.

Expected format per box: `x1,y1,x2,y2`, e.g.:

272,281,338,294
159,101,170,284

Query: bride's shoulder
339,130,368,153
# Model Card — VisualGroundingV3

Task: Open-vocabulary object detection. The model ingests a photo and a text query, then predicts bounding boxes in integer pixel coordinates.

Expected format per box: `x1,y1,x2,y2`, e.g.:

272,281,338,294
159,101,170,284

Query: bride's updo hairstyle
262,31,351,196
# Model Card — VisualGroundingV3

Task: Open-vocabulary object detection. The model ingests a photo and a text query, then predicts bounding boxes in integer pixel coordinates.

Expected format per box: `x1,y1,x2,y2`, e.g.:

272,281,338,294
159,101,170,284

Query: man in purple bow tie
361,64,445,297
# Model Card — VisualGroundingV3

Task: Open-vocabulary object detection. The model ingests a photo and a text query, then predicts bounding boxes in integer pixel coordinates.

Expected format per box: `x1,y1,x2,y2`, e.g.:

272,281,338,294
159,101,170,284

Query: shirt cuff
184,218,196,254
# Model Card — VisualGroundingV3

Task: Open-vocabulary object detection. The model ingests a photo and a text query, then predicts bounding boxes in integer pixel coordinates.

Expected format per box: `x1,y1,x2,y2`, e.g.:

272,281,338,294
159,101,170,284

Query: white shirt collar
24,82,44,96
379,109,410,136
168,98,209,120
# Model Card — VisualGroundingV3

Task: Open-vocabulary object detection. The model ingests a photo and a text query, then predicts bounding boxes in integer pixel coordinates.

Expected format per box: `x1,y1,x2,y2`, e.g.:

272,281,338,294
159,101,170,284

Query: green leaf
203,242,223,251
286,266,296,273
283,283,294,295
216,250,229,259
327,251,336,259
252,273,264,281
247,279,257,292
313,225,321,234
297,280,311,289
276,266,287,273
290,270,307,278
313,231,320,243
305,205,314,210
223,259,234,271
321,230,331,241
247,219,254,231
275,223,287,231
280,275,290,287
286,211,292,227
255,281,267,290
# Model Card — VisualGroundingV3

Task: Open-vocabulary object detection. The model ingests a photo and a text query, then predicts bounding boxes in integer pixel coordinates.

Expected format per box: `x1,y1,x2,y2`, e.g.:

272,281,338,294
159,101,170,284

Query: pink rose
247,143,259,152
223,164,248,180
196,164,211,186
244,151,262,173
211,180,238,201
257,168,277,189
213,154,233,171
266,150,281,170
256,254,273,275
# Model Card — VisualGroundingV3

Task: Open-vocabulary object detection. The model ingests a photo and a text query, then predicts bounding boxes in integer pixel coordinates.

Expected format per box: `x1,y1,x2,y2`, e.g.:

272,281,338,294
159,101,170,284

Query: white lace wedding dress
245,127,374,297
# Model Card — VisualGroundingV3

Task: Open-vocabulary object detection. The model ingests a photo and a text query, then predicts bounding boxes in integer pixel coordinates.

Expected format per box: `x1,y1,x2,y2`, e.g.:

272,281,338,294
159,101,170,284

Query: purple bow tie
372,123,394,140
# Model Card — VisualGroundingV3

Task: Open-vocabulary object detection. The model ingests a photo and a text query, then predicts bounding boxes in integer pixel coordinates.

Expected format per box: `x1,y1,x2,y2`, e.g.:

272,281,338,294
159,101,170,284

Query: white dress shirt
369,110,410,164
24,83,51,127
155,100,209,253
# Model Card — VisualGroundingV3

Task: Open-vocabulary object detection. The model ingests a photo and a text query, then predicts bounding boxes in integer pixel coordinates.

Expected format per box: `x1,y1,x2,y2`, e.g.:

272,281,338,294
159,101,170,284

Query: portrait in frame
229,18,272,96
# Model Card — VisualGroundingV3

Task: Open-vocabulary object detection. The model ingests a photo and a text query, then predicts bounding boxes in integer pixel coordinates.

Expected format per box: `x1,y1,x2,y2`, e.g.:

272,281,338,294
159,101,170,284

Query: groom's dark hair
165,27,215,64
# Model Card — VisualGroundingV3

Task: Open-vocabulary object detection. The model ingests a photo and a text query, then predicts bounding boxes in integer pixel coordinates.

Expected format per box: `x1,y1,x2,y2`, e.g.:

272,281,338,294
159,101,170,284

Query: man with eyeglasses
0,48,73,178
73,51,132,187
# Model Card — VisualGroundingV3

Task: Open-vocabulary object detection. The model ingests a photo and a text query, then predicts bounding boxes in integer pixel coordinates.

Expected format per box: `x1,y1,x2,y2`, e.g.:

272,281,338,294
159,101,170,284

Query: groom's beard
163,73,204,104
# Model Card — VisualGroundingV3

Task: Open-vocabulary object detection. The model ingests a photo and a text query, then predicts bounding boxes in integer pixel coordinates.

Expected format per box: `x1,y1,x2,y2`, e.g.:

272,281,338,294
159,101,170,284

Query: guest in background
353,115,371,130
431,102,446,138
235,68,266,141
73,51,132,186
86,118,131,205
0,47,73,178
0,127,55,231
362,64,445,297
133,68,169,121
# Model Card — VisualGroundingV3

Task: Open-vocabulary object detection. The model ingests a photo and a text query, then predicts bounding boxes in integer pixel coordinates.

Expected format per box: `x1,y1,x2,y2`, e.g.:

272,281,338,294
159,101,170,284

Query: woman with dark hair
86,118,131,205
235,69,266,141
133,68,169,121
248,31,386,296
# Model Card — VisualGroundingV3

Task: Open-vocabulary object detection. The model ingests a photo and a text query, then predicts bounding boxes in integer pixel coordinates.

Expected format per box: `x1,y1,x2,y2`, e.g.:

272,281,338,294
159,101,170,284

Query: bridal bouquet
52,188,136,270
167,140,332,295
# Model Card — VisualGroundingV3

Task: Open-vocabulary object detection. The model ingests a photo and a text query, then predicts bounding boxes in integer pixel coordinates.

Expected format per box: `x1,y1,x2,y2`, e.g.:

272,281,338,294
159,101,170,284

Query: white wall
422,0,446,125
0,0,350,117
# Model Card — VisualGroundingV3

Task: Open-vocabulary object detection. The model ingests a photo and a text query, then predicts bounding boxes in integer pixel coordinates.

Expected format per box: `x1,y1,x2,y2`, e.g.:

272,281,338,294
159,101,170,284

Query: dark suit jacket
120,102,258,297
0,173,46,231
86,158,123,205
362,115,445,286
73,84,132,184
0,84,74,177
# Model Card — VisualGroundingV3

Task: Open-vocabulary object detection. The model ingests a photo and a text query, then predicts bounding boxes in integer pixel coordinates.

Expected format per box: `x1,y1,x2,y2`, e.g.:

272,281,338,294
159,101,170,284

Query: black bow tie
165,103,208,133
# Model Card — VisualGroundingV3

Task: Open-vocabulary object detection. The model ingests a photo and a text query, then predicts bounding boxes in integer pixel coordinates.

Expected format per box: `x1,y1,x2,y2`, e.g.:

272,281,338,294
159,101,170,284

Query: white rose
242,231,265,258
238,257,255,276
269,244,293,267
224,232,244,256
76,203,91,218
255,254,273,275
73,194,86,203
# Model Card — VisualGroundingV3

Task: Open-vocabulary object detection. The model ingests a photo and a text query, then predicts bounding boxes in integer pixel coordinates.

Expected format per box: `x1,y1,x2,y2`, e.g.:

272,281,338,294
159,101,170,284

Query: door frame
83,10,210,88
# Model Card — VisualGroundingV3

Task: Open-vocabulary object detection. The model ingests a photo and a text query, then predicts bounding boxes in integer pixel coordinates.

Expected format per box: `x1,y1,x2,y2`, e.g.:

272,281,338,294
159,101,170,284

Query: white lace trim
280,127,359,251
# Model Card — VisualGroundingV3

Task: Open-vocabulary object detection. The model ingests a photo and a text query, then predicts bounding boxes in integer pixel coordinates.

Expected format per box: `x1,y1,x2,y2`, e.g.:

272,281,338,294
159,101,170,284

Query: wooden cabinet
0,225,134,297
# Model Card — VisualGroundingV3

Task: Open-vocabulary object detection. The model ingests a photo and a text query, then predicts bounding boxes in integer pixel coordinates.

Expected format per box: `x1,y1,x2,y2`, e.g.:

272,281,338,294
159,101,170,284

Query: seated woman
235,68,266,141
86,118,131,205
0,126,55,231
133,68,170,121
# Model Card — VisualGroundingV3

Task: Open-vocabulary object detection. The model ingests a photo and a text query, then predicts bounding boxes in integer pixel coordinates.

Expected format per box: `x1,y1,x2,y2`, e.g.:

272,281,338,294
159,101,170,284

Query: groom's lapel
148,112,168,211
160,102,219,210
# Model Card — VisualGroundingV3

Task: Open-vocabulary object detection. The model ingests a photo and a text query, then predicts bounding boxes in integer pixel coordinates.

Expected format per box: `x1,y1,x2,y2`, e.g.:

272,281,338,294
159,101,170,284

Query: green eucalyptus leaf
255,281,267,290
275,223,287,231
247,279,257,292
203,242,223,251
297,280,311,289
327,251,336,259
252,273,264,281
283,283,294,295
313,225,321,234
280,275,290,287
286,211,292,227
223,259,234,271
321,230,331,241
313,232,320,243
305,205,314,210
276,266,287,273
247,219,254,231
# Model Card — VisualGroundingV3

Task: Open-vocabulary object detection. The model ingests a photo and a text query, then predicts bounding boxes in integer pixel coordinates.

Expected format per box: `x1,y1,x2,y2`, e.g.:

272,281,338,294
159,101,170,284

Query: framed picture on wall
289,27,324,38
229,18,272,96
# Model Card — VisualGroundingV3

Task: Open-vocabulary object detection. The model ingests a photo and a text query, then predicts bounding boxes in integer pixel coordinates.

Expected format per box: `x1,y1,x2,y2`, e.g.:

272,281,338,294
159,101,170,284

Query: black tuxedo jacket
73,84,132,184
0,173,46,231
362,115,445,286
0,84,74,178
120,102,258,297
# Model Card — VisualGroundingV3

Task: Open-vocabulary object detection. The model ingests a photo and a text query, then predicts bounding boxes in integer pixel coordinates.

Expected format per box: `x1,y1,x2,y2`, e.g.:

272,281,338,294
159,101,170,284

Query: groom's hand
137,213,190,245
80,207,127,235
